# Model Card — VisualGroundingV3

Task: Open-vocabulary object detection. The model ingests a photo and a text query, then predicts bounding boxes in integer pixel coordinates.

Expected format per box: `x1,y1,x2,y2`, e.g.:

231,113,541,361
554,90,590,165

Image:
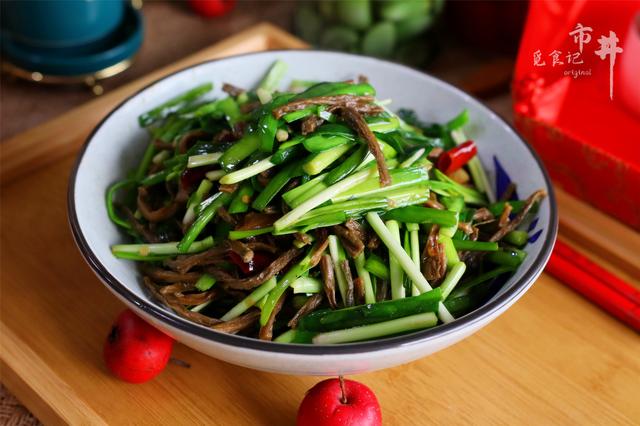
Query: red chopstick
546,239,640,331
553,240,640,304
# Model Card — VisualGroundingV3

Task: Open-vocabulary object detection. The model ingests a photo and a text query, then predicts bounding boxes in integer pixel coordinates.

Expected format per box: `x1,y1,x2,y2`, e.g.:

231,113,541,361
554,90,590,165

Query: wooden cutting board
1,23,638,425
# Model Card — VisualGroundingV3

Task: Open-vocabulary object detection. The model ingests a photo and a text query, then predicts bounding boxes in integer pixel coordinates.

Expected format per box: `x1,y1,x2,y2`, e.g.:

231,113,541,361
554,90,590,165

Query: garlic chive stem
291,276,322,294
191,300,213,313
366,212,454,323
409,223,421,296
205,170,227,181
303,143,352,175
354,253,376,304
312,312,438,344
385,220,405,300
152,150,170,165
274,167,373,231
187,152,223,168
256,88,272,104
328,235,349,305
409,225,421,266
257,59,288,94
439,262,467,300
367,213,430,292
437,304,455,323
195,274,216,291
220,277,277,321
400,148,426,168
111,236,214,257
439,234,460,267
256,294,269,310
183,179,213,225
219,156,274,184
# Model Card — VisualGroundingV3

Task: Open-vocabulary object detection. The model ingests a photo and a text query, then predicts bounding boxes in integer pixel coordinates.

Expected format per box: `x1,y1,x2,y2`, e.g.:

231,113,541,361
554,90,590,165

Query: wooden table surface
1,22,639,426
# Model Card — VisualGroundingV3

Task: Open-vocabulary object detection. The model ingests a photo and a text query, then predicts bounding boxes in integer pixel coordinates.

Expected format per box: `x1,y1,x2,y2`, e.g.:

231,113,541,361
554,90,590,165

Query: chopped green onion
332,167,429,203
138,82,213,127
134,142,157,181
324,145,368,186
205,170,226,181
328,235,349,306
274,329,316,343
486,248,527,267
219,132,260,172
367,116,399,133
221,277,277,321
283,107,315,123
228,227,274,240
452,240,499,251
451,128,495,202
439,234,460,267
433,169,487,205
195,274,216,291
408,223,421,296
178,192,232,252
257,59,288,94
282,173,328,207
386,220,405,300
291,276,322,294
439,262,466,300
275,167,374,231
504,230,529,247
187,152,222,168
219,156,274,185
112,236,214,259
400,148,426,168
384,206,457,227
303,143,353,175
260,248,315,326
364,254,390,281
183,179,213,224
252,160,301,211
312,312,438,344
106,179,134,229
152,150,170,165
228,183,254,214
354,253,376,304
446,109,469,131
366,212,454,323
487,200,528,217
299,288,442,332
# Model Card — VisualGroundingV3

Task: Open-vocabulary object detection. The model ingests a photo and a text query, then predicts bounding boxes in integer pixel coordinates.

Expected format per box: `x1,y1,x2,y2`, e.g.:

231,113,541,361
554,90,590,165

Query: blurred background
0,0,527,140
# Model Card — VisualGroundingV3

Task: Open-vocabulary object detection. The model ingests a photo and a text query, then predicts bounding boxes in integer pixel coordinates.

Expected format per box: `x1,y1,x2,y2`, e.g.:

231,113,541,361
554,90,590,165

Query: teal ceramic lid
1,5,143,77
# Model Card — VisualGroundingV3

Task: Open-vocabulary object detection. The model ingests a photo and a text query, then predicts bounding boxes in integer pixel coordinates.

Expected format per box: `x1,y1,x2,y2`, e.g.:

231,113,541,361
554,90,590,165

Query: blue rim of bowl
67,50,558,355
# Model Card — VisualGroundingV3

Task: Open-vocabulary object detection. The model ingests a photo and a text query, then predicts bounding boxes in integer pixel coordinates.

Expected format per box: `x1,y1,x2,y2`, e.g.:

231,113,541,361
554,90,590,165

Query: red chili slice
227,251,274,275
180,166,214,191
437,140,477,175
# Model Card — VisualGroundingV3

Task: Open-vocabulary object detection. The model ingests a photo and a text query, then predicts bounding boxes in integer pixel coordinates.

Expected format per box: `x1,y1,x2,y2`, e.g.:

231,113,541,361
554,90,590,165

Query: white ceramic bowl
69,50,557,376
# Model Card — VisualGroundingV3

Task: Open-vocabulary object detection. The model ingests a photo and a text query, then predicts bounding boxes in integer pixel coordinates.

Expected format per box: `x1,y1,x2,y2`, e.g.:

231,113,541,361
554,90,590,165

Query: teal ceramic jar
1,0,125,49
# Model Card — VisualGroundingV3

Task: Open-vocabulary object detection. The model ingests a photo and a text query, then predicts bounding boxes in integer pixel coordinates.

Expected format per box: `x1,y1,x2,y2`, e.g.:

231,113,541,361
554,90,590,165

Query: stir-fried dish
107,61,546,344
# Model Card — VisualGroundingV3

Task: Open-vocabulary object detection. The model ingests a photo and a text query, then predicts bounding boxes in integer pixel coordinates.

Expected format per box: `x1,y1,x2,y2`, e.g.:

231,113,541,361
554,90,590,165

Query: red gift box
513,0,640,230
